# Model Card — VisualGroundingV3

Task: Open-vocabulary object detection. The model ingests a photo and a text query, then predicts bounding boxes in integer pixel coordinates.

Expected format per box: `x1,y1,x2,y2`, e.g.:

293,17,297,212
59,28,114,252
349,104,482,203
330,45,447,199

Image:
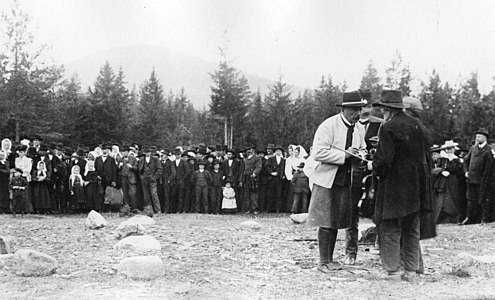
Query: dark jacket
221,159,241,186
373,111,433,222
291,170,309,193
138,156,162,181
265,155,286,181
161,159,177,185
463,143,493,202
171,159,189,185
119,155,139,184
210,169,224,187
191,169,213,186
240,155,262,182
95,155,117,186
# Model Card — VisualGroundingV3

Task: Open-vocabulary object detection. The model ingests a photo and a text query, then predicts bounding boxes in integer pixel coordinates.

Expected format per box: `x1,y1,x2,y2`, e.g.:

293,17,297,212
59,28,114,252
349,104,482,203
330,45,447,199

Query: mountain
63,45,305,108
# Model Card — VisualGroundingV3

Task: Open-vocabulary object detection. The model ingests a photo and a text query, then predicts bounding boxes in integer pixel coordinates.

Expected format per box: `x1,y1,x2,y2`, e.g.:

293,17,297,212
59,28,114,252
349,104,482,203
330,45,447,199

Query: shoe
326,261,343,271
378,271,401,281
317,264,332,274
459,217,469,225
401,271,417,282
369,247,380,255
344,256,356,265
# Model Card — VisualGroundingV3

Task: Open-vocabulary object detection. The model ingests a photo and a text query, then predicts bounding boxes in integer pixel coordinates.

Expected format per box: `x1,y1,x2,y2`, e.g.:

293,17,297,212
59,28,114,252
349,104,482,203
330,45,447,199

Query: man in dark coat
462,128,493,224
119,146,139,210
239,145,262,214
265,145,286,213
372,90,433,280
159,149,176,214
95,144,118,211
138,146,163,214
171,147,190,213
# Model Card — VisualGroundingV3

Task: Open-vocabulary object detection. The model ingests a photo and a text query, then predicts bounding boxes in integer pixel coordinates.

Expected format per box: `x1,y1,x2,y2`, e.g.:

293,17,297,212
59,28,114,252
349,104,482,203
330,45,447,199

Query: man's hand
465,172,469,178
441,171,450,177
271,172,277,176
111,182,116,188
238,182,243,187
345,147,359,159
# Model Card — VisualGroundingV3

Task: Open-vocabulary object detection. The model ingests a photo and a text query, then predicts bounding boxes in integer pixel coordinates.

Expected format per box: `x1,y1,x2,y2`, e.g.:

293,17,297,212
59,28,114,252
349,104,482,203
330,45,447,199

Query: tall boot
318,227,331,266
460,202,473,225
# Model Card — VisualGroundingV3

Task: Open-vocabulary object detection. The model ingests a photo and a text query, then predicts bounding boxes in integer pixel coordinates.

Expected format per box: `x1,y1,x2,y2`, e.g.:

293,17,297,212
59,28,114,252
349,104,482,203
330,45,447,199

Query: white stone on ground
118,255,164,280
13,249,58,276
240,220,261,230
290,213,309,224
114,235,161,252
115,221,148,239
126,215,156,227
85,210,107,229
452,252,495,277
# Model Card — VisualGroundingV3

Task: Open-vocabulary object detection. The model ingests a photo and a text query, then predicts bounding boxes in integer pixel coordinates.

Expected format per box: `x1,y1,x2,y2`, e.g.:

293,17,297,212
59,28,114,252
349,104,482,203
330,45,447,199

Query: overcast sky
3,0,495,93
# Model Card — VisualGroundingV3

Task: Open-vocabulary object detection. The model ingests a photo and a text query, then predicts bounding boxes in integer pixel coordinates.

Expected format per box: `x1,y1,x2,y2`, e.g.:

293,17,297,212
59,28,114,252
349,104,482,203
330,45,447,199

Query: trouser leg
149,181,161,213
380,218,402,272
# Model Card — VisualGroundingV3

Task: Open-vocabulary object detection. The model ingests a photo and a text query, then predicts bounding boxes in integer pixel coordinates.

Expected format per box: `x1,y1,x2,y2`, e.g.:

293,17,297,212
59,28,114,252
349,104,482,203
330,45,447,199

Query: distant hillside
63,45,304,108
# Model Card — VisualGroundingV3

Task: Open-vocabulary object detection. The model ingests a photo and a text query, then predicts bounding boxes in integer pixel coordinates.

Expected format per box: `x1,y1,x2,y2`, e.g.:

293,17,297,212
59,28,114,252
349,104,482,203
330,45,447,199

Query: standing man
139,146,162,214
119,146,139,210
372,90,433,280
95,144,117,211
171,147,190,213
239,145,262,214
462,128,493,224
305,91,367,273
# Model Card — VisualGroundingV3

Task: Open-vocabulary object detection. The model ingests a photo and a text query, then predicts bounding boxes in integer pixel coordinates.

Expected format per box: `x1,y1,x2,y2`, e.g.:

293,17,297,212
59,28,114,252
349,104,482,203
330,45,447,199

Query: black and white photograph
1,0,495,299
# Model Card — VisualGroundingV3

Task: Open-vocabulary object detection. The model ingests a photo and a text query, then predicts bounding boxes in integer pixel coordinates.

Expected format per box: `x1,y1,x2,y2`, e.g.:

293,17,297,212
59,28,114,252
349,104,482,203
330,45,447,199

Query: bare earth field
1,213,495,300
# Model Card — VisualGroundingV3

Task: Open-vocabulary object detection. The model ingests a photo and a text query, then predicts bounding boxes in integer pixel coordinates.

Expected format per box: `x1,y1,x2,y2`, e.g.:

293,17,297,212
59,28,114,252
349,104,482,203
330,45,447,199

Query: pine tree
0,1,62,141
385,50,411,96
138,69,166,145
264,75,293,146
360,60,382,102
209,47,251,147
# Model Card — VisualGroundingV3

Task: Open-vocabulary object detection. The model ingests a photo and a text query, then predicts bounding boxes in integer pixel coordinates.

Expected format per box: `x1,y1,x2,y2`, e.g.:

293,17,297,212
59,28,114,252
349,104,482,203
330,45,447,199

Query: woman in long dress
0,150,11,213
433,140,462,223
31,161,51,213
84,161,99,211
14,145,33,213
68,165,86,212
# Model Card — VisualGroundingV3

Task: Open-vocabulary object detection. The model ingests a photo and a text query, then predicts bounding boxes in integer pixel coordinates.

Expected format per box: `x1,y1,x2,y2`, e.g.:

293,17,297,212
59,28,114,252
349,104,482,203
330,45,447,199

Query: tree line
0,2,493,152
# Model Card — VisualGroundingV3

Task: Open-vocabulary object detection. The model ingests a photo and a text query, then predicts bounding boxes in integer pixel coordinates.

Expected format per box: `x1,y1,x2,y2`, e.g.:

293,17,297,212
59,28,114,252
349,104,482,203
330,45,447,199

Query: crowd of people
0,137,312,217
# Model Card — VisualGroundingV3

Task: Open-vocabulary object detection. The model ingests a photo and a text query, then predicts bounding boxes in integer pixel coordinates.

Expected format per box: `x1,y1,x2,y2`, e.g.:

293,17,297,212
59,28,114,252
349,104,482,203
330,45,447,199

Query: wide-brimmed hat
475,128,489,139
226,148,236,156
430,144,442,153
403,96,423,111
336,90,368,107
373,90,404,109
196,159,207,166
441,140,459,150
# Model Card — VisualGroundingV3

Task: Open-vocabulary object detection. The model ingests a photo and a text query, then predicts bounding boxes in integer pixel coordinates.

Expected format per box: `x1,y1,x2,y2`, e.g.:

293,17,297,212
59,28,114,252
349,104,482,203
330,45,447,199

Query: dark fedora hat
266,144,275,150
226,148,236,156
373,90,404,109
475,128,489,139
275,145,285,152
196,159,207,166
336,90,368,107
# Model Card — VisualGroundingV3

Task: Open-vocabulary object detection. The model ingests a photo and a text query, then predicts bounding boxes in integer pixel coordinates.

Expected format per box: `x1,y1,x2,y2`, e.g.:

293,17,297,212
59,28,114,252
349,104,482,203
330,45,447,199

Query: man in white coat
304,90,367,273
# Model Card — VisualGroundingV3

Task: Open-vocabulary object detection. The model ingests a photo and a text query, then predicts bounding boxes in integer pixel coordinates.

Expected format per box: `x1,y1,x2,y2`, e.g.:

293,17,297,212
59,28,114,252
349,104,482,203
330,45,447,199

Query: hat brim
475,132,489,138
336,103,367,107
372,102,405,109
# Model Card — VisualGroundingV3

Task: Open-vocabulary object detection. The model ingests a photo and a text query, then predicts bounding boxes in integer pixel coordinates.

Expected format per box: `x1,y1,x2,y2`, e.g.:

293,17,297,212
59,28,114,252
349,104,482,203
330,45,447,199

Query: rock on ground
126,215,156,227
114,235,161,252
85,210,107,229
452,252,495,277
13,249,58,276
115,221,148,240
290,213,308,224
0,254,14,270
0,236,13,254
240,220,261,230
118,255,164,280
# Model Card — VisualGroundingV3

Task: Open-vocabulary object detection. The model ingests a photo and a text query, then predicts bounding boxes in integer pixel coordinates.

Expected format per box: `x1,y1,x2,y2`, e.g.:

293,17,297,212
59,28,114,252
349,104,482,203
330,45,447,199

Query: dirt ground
1,213,495,300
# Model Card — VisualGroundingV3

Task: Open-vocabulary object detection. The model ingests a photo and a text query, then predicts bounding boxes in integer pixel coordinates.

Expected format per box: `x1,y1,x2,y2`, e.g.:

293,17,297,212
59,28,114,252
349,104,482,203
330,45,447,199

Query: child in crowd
291,162,310,213
222,180,237,214
10,168,28,216
68,165,85,212
191,160,212,213
209,160,224,214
